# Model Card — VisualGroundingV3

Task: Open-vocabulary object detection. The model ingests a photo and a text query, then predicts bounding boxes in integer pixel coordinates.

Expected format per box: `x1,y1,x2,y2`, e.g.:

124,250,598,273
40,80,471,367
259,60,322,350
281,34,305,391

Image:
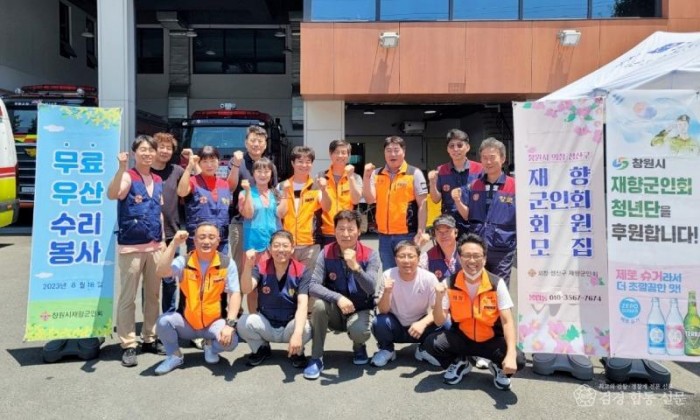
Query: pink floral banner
513,98,609,356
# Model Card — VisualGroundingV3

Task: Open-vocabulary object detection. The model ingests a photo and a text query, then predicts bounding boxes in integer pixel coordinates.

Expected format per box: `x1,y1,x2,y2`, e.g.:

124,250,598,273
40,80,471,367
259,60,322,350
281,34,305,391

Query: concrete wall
0,0,97,91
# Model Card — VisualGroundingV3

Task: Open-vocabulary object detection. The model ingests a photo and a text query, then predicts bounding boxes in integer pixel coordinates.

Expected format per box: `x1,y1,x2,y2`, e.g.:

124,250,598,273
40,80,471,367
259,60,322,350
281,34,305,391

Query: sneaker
414,346,441,367
203,340,220,364
474,356,490,370
155,355,184,375
443,357,472,385
247,345,272,366
489,361,512,391
290,352,307,369
370,349,396,367
141,340,165,355
191,338,204,349
303,358,324,380
352,345,369,365
121,348,138,367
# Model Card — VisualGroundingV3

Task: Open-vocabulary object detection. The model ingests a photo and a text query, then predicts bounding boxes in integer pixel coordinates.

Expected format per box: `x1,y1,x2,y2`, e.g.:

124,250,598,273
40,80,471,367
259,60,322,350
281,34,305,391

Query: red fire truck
180,104,290,180
2,84,168,208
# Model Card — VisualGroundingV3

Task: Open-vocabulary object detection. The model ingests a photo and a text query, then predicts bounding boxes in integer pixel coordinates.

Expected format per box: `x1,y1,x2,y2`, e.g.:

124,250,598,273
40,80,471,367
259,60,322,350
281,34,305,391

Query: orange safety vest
447,270,503,342
319,168,357,236
280,176,321,246
180,251,229,329
374,161,420,235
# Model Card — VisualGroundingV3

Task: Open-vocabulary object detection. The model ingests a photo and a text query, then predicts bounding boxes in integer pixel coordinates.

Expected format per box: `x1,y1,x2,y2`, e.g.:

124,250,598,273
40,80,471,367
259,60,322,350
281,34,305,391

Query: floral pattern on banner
518,314,609,356
522,97,605,143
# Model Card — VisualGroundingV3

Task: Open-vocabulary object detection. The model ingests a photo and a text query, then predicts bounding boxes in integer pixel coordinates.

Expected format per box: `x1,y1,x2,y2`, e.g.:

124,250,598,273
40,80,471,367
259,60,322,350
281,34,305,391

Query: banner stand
602,358,671,386
532,353,594,381
42,338,103,363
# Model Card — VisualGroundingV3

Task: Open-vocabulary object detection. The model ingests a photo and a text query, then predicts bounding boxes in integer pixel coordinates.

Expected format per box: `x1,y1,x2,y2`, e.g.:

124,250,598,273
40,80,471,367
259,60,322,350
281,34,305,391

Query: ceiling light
363,109,375,115
275,29,286,38
205,50,216,56
81,28,94,38
424,109,437,115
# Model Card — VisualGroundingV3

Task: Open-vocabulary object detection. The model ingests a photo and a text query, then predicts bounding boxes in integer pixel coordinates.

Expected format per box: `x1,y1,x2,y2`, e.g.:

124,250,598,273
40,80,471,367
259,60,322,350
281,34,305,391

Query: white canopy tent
543,31,700,100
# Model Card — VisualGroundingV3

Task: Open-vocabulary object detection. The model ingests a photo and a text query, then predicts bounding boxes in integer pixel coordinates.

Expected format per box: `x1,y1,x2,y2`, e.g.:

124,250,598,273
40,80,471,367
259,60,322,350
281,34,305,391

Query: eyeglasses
460,254,484,261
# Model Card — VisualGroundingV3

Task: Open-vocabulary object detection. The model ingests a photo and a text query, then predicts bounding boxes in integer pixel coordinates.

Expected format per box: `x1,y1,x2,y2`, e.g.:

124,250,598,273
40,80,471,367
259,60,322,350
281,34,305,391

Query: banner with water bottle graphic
606,90,700,361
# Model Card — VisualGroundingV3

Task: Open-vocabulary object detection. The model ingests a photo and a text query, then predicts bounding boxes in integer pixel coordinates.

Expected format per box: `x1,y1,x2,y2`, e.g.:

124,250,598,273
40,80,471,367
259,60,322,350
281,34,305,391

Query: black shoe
290,352,307,369
141,340,165,355
121,348,138,367
247,345,271,366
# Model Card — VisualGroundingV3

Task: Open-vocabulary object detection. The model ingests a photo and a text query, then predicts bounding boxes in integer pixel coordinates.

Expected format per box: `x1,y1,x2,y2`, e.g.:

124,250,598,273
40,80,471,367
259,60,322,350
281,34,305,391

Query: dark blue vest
257,257,306,328
436,161,482,235
117,169,163,245
322,242,375,311
426,246,461,282
465,173,516,252
184,175,232,242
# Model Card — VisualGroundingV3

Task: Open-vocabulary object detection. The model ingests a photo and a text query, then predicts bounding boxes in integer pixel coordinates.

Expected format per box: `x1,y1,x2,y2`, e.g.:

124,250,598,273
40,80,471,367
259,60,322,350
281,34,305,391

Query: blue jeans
371,312,441,352
378,233,414,270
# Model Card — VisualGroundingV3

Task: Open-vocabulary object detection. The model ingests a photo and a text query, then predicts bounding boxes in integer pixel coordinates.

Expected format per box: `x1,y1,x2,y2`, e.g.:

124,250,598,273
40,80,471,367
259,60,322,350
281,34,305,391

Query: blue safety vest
322,242,375,311
465,173,516,252
117,169,163,245
426,245,461,282
184,175,232,241
257,257,306,328
436,160,482,235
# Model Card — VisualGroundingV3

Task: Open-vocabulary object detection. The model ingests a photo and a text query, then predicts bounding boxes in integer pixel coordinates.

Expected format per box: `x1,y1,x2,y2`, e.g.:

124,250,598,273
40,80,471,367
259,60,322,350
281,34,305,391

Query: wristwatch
226,318,237,328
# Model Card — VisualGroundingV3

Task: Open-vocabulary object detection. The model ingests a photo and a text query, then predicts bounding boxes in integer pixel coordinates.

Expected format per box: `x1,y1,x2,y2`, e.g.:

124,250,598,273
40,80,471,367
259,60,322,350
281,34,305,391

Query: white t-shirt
380,267,450,326
463,272,513,311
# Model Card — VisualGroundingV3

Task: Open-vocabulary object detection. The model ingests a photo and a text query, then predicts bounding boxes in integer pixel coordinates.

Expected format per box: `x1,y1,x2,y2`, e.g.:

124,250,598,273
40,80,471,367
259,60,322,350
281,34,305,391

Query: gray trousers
309,299,373,359
237,313,312,353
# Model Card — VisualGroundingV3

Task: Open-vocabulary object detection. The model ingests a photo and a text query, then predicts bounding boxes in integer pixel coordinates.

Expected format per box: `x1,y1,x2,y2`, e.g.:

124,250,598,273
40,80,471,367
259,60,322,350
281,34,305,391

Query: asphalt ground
0,233,698,420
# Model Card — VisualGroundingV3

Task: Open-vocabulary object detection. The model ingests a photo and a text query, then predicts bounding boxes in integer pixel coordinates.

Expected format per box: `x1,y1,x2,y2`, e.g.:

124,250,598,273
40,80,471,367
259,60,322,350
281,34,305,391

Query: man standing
423,234,525,390
304,210,381,379
363,136,429,269
226,125,278,265
227,126,278,312
370,241,448,368
428,129,482,238
454,138,516,285
150,132,186,315
153,225,241,375
419,214,460,283
107,135,164,367
317,140,363,246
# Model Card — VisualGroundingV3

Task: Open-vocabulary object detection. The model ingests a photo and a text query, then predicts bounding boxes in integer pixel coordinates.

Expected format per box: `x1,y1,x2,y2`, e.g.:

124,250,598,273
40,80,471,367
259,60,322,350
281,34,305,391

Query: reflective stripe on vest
179,251,229,329
117,169,163,245
374,161,419,234
280,177,321,246
446,270,503,342
319,168,355,236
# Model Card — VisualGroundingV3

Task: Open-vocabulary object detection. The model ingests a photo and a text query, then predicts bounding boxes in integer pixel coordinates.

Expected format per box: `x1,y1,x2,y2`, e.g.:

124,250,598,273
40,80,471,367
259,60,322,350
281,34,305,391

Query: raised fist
181,148,193,160
344,164,355,176
173,230,189,245
364,163,376,174
342,248,357,267
451,188,462,202
241,179,251,191
117,152,128,168
232,150,244,166
244,249,257,265
384,276,394,291
188,155,200,170
434,281,446,295
428,170,438,182
317,176,328,189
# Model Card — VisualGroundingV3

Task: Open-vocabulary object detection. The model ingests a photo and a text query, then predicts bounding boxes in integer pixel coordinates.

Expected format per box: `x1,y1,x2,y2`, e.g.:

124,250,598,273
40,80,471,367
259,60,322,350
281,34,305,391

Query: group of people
107,126,522,390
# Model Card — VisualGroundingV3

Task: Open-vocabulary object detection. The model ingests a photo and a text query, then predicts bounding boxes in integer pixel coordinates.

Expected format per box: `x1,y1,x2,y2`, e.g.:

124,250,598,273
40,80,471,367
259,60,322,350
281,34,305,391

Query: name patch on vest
211,276,224,283
328,272,337,281
262,286,271,294
499,196,513,204
199,196,208,204
221,197,230,206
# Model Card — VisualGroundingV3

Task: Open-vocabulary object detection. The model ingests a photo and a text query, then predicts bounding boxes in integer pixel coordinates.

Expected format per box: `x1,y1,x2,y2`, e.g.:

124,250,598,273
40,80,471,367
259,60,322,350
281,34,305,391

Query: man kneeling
423,234,525,390
154,224,241,375
304,210,381,379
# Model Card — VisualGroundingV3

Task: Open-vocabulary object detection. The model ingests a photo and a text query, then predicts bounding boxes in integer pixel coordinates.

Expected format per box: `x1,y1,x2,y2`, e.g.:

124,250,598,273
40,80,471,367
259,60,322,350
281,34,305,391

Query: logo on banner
612,158,629,170
619,297,641,324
